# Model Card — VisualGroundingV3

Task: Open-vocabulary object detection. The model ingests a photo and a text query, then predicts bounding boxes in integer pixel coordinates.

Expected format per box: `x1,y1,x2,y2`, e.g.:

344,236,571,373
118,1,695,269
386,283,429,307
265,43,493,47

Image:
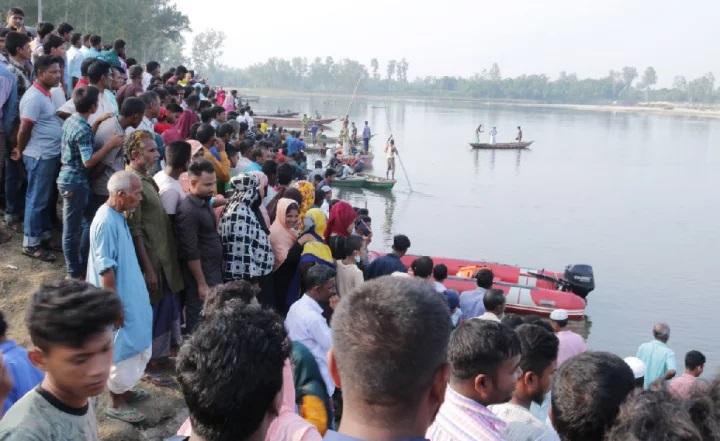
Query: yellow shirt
260,122,268,134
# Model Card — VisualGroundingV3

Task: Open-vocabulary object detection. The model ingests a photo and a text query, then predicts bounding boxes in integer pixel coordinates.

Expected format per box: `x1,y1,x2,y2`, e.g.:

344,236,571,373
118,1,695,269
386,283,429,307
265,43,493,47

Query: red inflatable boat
398,255,595,320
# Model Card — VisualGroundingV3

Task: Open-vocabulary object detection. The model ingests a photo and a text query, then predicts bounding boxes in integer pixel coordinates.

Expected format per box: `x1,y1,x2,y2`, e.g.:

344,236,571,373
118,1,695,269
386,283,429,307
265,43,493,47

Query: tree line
189,29,717,105
0,0,189,67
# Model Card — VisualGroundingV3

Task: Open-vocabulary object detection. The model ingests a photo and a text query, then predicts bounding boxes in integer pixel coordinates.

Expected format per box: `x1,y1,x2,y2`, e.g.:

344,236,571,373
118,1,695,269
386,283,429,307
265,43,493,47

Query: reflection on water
258,93,720,371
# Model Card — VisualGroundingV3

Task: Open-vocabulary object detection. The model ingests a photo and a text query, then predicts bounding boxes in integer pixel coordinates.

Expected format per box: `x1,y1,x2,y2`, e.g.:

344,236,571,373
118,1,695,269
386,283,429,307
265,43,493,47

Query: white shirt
141,71,153,91
59,88,118,125
126,116,155,135
476,311,502,322
285,294,334,396
153,170,186,215
490,402,559,441
433,280,447,293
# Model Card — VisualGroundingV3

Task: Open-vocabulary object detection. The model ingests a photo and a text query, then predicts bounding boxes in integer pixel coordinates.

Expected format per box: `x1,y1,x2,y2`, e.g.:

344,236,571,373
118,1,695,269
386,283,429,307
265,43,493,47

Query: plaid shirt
57,113,94,187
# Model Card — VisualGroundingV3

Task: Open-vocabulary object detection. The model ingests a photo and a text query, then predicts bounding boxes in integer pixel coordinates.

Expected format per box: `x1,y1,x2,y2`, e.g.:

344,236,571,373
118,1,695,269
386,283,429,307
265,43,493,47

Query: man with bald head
86,170,153,423
635,322,677,389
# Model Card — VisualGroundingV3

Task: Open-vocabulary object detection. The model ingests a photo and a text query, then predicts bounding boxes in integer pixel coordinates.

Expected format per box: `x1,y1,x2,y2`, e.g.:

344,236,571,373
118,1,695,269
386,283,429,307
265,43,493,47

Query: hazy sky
173,0,718,87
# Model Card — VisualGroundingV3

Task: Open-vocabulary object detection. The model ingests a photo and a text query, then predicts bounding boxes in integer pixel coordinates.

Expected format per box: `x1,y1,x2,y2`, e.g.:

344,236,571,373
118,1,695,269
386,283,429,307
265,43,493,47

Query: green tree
191,29,226,74
370,58,380,80
488,63,501,81
638,67,657,102
386,59,396,81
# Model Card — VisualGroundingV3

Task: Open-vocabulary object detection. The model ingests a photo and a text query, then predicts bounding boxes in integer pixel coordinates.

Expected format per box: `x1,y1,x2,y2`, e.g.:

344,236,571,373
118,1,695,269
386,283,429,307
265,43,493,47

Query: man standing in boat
385,137,398,180
489,126,498,144
515,126,523,142
362,121,372,153
476,124,483,143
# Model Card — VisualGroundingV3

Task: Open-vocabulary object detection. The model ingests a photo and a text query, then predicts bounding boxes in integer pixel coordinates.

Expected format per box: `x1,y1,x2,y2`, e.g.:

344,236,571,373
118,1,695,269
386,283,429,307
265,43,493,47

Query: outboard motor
564,264,595,299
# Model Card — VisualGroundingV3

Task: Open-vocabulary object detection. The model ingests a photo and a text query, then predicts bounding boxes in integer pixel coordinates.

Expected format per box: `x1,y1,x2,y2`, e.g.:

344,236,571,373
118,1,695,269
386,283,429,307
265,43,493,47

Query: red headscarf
325,201,357,240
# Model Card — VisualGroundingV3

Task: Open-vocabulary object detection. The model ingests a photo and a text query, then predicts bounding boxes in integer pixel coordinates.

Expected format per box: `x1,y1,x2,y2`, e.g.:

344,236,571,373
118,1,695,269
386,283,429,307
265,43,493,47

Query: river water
255,93,720,373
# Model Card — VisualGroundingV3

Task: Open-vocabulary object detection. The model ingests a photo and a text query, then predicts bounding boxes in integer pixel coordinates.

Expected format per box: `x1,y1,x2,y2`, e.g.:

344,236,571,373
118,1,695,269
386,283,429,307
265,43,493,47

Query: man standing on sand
636,322,677,389
86,170,152,424
175,160,224,334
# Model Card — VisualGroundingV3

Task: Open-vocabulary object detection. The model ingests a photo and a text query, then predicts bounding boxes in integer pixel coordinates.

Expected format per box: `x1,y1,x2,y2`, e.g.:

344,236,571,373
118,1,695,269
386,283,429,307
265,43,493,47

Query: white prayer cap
624,356,646,380
549,309,569,321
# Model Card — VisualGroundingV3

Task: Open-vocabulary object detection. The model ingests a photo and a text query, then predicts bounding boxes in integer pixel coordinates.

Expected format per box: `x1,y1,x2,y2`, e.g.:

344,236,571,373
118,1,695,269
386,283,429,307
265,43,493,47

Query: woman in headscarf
249,170,271,227
325,201,358,260
219,173,275,307
292,180,315,225
286,208,334,308
270,198,301,315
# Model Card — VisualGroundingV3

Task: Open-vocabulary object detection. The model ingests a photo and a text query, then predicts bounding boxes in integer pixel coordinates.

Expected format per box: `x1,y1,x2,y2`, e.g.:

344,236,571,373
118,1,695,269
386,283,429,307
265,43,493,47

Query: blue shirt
57,114,94,187
459,287,487,321
325,431,427,441
86,204,152,363
0,340,43,414
0,61,18,134
362,125,371,139
19,83,63,159
365,253,407,280
636,339,677,389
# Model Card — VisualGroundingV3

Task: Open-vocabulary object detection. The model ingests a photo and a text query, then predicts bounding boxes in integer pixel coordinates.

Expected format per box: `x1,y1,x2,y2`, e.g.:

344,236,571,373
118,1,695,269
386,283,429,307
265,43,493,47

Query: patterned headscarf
292,180,315,220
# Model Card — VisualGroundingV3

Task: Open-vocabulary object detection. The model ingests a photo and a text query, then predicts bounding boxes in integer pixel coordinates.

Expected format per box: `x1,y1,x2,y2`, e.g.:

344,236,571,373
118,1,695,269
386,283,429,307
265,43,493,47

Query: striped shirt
427,386,506,441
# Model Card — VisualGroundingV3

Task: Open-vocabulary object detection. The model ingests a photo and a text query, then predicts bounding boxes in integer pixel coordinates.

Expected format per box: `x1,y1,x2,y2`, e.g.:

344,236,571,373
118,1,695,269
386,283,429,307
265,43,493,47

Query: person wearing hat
623,356,646,389
445,289,462,328
549,309,587,366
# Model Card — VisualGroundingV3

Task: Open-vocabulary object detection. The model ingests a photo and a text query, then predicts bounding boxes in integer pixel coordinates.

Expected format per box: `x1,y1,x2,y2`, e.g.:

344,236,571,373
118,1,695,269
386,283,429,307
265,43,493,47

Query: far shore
233,87,720,120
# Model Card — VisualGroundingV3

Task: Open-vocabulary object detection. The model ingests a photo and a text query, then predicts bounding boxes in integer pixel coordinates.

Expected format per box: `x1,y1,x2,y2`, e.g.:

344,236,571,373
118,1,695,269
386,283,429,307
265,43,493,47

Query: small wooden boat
331,176,366,188
362,176,396,190
469,141,533,150
256,111,299,118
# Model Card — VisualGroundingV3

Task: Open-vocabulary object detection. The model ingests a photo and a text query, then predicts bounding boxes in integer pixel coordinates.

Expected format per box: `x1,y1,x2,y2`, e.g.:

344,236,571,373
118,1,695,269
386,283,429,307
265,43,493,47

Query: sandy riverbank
234,88,720,120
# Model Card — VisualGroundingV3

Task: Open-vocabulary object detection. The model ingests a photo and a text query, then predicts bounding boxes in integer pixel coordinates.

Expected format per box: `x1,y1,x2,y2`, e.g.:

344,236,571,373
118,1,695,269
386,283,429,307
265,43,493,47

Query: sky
173,0,719,87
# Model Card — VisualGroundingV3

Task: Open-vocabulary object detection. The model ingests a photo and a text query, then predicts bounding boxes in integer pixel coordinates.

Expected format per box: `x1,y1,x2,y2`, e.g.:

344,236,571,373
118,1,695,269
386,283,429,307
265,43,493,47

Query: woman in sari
325,201,358,260
219,173,275,306
270,198,301,315
286,208,334,308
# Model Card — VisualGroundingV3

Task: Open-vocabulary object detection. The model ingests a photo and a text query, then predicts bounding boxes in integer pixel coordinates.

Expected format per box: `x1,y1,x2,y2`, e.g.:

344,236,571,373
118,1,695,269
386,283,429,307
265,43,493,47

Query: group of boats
392,254,595,319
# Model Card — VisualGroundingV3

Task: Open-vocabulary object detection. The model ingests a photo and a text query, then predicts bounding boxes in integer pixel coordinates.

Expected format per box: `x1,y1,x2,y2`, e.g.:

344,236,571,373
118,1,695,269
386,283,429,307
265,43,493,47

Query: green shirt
127,167,184,301
0,388,97,441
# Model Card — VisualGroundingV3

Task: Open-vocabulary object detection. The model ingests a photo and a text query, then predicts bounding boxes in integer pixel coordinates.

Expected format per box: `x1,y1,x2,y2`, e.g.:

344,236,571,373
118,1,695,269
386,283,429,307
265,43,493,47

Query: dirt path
0,231,187,440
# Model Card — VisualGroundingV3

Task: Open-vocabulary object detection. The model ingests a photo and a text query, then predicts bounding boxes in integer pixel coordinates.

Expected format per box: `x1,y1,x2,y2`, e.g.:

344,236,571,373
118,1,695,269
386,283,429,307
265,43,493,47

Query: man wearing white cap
623,356,646,389
549,309,587,366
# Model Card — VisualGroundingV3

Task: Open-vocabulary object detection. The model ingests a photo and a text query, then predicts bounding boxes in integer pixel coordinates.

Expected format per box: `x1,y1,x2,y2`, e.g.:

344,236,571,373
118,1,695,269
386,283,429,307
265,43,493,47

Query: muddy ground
0,229,188,440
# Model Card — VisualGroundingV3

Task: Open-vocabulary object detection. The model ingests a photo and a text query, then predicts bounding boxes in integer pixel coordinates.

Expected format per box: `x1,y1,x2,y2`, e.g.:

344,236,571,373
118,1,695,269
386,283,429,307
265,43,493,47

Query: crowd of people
0,7,716,441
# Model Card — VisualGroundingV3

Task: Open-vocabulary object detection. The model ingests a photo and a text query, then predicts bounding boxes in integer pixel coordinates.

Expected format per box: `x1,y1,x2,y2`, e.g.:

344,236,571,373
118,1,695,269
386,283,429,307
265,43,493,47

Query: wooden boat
260,116,336,129
256,111,299,118
362,176,395,190
469,141,533,150
331,176,366,188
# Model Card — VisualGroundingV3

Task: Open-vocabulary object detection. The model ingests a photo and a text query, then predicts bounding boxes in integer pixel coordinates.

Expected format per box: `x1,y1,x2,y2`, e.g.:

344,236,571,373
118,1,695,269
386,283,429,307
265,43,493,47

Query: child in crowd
0,280,122,439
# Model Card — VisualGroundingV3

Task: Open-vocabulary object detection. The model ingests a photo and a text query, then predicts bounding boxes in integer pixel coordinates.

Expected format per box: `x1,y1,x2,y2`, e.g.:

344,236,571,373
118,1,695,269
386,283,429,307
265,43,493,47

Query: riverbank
0,231,186,440
236,87,720,120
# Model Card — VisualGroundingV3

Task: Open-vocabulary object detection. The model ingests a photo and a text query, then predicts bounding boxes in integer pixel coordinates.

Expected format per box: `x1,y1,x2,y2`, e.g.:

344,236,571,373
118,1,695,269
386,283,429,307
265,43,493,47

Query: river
254,93,720,373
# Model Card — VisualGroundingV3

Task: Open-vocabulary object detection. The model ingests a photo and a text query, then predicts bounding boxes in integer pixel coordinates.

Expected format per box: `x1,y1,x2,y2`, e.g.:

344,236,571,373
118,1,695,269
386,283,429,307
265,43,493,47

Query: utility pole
38,0,43,22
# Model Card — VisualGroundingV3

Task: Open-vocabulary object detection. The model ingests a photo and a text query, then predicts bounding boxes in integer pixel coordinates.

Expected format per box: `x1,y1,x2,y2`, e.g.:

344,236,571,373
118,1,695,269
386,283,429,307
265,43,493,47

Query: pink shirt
668,372,706,400
556,330,587,366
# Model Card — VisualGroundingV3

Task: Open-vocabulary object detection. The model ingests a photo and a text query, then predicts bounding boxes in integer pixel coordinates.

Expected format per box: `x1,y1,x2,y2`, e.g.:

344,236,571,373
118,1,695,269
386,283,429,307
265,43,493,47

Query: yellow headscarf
301,208,333,264
292,180,316,230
